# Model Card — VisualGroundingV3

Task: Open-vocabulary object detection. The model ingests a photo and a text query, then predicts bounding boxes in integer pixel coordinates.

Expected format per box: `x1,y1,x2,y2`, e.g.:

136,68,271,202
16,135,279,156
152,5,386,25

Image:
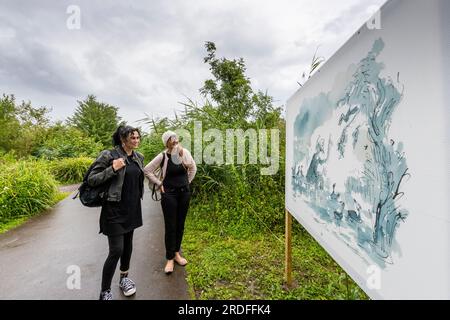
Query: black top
100,154,143,236
163,153,189,189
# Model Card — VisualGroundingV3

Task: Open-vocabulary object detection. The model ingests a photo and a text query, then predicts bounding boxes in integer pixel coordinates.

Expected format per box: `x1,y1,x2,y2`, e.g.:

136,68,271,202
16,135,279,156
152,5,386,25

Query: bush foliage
46,157,94,184
33,124,102,160
0,160,58,222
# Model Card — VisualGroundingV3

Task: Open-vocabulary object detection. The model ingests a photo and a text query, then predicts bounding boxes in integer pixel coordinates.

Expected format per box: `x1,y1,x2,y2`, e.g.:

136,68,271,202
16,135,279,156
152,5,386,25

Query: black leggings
101,230,134,292
161,186,191,260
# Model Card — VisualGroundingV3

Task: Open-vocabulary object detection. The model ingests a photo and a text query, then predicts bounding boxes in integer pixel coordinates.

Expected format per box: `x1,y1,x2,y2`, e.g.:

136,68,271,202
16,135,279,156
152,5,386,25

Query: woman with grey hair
144,130,197,274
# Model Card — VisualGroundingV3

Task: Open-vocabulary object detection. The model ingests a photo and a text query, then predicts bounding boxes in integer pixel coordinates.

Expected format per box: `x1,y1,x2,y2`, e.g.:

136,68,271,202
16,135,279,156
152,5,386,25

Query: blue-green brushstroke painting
292,38,410,268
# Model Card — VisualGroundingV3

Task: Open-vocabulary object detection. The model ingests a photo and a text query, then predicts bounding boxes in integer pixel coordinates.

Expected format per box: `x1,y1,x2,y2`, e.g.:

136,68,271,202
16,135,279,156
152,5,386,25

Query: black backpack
73,150,120,207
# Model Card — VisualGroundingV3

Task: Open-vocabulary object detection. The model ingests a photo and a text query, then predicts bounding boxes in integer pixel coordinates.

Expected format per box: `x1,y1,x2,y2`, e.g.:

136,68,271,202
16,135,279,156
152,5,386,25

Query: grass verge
183,215,369,300
0,191,70,235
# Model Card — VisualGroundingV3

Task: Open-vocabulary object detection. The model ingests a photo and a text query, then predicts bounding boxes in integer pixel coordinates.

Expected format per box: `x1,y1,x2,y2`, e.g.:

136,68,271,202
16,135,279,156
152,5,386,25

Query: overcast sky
0,0,385,130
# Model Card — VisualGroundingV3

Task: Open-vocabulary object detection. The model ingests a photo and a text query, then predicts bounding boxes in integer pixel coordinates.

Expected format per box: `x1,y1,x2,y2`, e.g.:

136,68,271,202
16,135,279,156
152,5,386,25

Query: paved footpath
0,186,190,300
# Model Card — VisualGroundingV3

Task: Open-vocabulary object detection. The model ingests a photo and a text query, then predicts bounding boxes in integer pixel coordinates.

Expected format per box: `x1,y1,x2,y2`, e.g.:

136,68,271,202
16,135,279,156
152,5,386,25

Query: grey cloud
0,37,87,96
322,1,384,34
0,0,388,124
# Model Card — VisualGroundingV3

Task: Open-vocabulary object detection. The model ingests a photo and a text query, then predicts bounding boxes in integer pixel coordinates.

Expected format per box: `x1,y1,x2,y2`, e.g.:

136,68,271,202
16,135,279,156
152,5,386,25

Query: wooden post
285,209,293,287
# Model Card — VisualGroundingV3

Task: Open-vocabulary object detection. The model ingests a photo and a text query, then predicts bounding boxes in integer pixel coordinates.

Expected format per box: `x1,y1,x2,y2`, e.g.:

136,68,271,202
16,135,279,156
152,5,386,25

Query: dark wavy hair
112,125,141,147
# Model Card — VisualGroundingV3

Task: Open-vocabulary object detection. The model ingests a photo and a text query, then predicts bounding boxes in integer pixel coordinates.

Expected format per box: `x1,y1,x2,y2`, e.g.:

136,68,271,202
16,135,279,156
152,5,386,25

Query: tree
138,41,286,229
67,95,122,148
0,94,21,152
16,100,51,127
0,94,51,156
199,41,282,129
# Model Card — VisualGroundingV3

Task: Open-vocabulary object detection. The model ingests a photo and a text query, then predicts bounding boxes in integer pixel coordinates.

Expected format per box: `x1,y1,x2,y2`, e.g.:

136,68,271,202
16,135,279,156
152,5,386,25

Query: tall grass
46,157,93,184
0,160,58,222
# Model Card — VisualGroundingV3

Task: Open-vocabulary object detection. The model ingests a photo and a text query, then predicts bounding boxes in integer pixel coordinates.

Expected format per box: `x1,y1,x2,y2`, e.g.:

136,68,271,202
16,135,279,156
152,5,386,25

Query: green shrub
0,160,58,222
33,125,103,160
0,151,17,165
137,134,163,163
47,157,93,184
190,183,280,228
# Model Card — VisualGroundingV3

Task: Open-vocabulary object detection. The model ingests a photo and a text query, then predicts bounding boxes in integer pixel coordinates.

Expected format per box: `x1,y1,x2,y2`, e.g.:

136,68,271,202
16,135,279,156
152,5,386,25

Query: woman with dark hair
87,125,144,300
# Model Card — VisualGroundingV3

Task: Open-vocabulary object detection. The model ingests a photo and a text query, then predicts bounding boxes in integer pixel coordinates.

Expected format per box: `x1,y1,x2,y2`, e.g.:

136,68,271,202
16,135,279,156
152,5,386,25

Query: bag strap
160,152,165,169
151,152,165,201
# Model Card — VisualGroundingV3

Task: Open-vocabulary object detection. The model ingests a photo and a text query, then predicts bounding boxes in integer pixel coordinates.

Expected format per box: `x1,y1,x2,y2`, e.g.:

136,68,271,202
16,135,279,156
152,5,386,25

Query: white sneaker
99,289,113,300
119,277,136,297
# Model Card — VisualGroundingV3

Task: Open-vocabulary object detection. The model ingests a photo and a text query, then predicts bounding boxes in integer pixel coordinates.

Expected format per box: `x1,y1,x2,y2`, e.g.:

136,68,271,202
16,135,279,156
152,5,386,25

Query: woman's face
167,136,179,149
123,131,140,150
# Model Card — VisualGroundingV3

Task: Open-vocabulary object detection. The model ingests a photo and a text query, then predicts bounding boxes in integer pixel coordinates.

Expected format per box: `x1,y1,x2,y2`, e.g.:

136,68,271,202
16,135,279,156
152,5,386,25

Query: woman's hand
160,185,165,193
178,144,184,157
112,158,126,172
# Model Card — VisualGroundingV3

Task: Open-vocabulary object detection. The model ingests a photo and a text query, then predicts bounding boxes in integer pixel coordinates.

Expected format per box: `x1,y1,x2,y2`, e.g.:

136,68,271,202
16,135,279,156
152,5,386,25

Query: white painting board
285,0,450,299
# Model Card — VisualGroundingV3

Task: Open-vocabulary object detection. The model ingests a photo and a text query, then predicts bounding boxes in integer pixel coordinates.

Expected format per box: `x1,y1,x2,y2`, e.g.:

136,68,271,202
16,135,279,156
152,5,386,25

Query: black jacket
87,146,145,202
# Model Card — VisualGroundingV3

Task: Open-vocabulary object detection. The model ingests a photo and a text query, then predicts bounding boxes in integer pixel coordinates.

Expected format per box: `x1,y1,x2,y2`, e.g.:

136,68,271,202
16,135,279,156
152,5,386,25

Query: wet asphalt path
0,186,190,300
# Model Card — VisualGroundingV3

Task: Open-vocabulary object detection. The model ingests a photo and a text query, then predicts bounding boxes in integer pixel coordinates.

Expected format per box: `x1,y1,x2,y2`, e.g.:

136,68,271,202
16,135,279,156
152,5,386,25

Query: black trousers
161,186,191,260
101,230,134,292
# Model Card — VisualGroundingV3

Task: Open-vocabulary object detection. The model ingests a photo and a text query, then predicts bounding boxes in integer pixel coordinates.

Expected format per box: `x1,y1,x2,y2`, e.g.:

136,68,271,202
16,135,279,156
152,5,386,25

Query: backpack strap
110,149,120,161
